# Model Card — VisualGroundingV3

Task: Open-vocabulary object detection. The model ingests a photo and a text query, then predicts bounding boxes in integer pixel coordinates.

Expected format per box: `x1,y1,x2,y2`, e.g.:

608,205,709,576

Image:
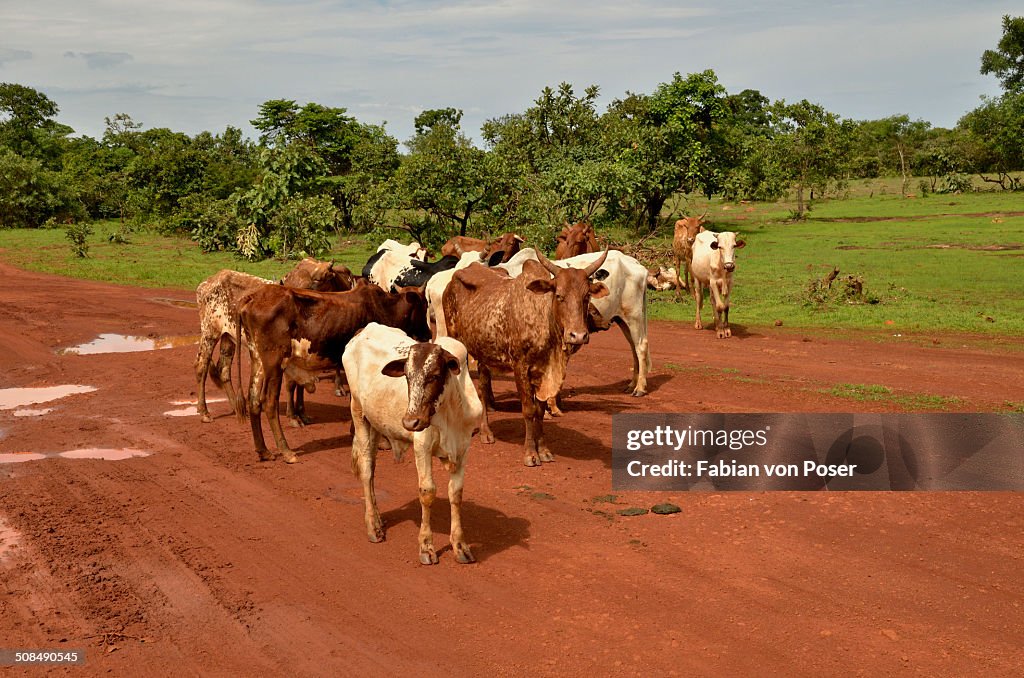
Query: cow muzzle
724,262,736,272
402,415,431,432
565,330,590,347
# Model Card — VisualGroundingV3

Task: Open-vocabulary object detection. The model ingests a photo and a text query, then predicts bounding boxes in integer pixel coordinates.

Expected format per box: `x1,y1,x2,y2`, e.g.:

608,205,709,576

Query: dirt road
1,262,1022,676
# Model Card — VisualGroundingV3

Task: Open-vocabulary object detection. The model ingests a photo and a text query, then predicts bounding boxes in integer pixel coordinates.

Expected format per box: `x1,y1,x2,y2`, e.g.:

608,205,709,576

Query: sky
0,1,1013,146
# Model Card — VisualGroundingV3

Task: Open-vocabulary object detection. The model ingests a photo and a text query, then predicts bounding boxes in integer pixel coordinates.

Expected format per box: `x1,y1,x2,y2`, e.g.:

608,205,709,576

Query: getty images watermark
612,413,1024,491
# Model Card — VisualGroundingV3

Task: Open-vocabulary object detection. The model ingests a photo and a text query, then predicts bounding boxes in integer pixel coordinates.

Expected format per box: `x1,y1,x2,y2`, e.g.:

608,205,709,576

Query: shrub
65,221,94,258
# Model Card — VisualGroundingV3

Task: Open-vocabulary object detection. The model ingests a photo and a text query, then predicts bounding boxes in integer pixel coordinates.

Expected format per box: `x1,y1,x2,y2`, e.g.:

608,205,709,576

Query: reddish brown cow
441,233,525,263
236,285,430,463
442,251,608,466
554,222,599,259
672,215,706,299
281,258,354,291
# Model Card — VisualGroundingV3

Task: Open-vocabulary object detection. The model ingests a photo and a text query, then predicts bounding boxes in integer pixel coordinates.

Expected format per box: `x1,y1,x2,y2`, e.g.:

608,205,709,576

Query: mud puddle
0,448,150,464
59,333,199,355
165,397,227,417
0,385,96,411
151,297,198,309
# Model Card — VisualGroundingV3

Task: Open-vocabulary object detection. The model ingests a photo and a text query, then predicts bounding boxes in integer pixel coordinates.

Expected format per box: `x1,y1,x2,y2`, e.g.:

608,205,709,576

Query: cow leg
693,281,704,330
545,394,563,418
613,317,650,396
413,438,438,565
264,369,298,463
673,254,686,301
214,336,240,419
245,347,274,461
475,365,495,444
284,378,312,427
515,368,550,466
334,370,347,397
350,409,384,542
194,333,218,423
447,457,474,564
710,280,728,338
479,364,497,409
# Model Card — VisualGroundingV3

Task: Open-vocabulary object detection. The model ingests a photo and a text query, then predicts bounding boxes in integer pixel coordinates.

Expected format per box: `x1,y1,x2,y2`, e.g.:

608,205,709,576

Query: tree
251,99,398,231
385,109,492,246
981,15,1024,93
603,70,729,232
958,92,1024,189
769,100,852,216
0,83,72,165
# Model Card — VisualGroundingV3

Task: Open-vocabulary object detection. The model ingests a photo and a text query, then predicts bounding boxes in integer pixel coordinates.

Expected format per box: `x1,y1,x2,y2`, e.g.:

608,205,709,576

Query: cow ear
590,282,610,299
735,239,746,249
592,268,610,281
381,359,407,378
526,278,555,295
409,258,431,270
486,250,505,267
710,240,719,250
441,350,461,376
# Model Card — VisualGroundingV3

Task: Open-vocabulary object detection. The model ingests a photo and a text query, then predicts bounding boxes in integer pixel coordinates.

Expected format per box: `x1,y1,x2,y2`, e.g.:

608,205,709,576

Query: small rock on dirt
651,503,682,515
616,507,649,517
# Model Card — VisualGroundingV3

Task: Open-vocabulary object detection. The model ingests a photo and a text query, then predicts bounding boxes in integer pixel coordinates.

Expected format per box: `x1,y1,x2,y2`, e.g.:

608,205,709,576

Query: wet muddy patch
151,297,198,309
164,397,226,417
0,385,96,411
0,516,22,563
12,408,53,417
59,333,199,355
0,448,150,464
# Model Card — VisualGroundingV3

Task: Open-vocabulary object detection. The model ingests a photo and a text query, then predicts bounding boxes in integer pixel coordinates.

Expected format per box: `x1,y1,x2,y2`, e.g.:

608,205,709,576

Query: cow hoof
694,322,703,330
724,328,732,338
523,454,540,467
283,452,299,464
367,529,385,543
200,413,213,424
455,544,476,564
539,449,555,463
257,449,274,462
631,389,648,397
288,417,303,428
481,431,495,445
717,330,728,339
334,388,343,397
419,549,439,565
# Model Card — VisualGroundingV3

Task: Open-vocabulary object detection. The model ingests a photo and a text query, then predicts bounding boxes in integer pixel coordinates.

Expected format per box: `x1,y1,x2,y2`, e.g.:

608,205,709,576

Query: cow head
709,232,745,272
487,232,525,263
381,343,462,432
675,215,706,246
393,287,432,342
558,222,598,259
313,261,355,291
526,250,610,348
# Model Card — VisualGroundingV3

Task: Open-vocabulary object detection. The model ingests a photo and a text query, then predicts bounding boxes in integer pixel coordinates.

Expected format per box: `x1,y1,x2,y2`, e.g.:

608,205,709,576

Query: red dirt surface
1,262,1023,676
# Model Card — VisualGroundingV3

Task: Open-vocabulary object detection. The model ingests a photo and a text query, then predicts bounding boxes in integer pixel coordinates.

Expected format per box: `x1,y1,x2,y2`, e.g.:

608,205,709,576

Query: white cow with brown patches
342,323,482,565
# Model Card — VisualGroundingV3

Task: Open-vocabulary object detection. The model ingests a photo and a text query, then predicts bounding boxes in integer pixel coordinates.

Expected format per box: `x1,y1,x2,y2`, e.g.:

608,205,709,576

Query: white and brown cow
194,259,350,423
690,230,746,338
343,323,482,565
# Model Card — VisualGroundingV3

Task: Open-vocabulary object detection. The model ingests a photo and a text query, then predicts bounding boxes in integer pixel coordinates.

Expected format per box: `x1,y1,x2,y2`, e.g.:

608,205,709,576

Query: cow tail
234,308,248,421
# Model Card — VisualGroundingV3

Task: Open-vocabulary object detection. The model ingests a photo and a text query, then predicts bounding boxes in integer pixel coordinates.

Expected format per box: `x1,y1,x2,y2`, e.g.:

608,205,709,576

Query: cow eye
555,294,565,302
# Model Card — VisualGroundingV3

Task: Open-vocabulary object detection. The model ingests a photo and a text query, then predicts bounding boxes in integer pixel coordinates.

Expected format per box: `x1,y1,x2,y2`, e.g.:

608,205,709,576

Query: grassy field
1,182,1022,337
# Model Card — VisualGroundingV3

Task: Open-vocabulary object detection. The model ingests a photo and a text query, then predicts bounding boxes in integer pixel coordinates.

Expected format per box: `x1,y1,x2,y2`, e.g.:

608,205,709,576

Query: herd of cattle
193,220,745,564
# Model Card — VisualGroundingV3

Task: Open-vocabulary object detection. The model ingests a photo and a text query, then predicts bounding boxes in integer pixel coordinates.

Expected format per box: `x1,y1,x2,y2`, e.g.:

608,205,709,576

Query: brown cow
443,251,608,466
672,215,706,299
236,284,430,463
441,233,525,263
194,259,351,423
554,222,599,260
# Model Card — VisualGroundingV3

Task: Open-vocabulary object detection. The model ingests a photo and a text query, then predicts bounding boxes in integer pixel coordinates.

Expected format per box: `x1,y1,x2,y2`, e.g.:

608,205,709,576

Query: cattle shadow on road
483,415,611,467
380,498,531,563
691,323,761,340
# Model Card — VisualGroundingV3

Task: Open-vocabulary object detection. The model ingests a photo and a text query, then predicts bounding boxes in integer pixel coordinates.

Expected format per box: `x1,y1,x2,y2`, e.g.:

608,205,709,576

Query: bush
180,195,240,253
65,221,94,258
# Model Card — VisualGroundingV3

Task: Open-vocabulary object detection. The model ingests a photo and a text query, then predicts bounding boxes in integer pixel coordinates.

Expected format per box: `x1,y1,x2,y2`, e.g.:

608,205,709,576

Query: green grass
641,191,1024,336
1,184,1023,338
824,383,962,410
0,221,377,289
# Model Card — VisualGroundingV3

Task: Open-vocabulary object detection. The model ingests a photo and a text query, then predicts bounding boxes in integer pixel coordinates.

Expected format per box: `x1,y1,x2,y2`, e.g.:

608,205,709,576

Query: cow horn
535,250,562,276
583,249,610,277
328,260,335,270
